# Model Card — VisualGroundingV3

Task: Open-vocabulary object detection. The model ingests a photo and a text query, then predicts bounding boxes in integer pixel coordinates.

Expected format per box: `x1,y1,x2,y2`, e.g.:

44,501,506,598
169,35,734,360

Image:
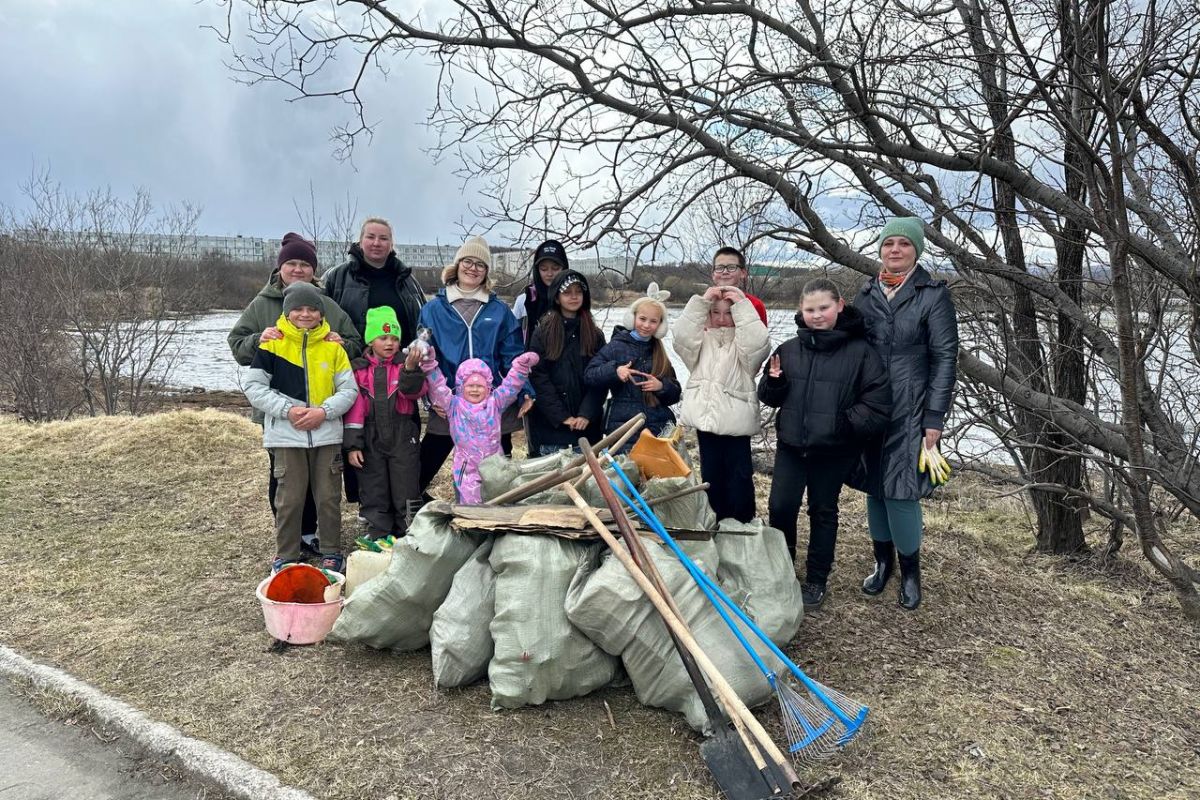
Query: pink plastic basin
256,572,345,645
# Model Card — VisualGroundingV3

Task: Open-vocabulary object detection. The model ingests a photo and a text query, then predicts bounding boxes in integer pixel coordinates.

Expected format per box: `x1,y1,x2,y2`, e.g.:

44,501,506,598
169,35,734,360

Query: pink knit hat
455,358,494,393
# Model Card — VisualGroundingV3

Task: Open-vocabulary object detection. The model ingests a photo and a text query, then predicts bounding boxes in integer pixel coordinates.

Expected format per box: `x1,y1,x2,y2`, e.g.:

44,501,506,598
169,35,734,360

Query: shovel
570,444,798,799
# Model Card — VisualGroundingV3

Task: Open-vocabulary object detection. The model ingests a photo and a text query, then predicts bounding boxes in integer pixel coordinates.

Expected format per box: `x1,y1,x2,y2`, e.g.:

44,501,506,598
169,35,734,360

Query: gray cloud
0,0,488,246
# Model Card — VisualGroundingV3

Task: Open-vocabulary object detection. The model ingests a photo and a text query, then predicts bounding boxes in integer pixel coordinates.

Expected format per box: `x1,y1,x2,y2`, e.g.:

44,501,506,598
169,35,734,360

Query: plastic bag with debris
488,535,620,709
714,518,803,646
429,539,497,687
329,505,481,651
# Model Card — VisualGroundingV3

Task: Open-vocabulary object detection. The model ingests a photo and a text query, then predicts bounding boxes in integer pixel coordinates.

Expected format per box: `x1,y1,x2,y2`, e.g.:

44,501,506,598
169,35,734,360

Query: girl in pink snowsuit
420,349,540,503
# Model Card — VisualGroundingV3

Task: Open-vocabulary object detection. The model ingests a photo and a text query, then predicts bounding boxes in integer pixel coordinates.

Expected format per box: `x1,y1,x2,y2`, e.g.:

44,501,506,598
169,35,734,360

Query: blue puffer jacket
584,326,682,435
418,288,525,388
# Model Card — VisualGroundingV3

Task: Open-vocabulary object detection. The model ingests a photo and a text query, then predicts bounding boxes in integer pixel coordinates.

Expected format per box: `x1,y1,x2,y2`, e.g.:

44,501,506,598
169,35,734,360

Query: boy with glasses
711,246,768,325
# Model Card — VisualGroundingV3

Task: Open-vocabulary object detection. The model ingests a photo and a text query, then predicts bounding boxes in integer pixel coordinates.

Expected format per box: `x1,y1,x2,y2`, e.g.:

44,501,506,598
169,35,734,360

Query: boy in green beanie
343,306,427,539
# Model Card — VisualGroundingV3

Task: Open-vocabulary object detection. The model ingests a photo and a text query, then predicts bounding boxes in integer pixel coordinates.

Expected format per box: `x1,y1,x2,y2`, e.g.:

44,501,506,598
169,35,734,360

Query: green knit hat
365,306,402,344
878,217,925,258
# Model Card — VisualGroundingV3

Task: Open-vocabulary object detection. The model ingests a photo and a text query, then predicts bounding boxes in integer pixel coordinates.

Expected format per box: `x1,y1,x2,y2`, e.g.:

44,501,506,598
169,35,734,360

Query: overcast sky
0,0,496,246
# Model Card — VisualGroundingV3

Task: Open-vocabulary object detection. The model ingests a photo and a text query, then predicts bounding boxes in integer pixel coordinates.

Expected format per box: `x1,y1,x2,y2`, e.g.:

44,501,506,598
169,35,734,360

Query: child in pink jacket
420,348,539,503
344,307,428,538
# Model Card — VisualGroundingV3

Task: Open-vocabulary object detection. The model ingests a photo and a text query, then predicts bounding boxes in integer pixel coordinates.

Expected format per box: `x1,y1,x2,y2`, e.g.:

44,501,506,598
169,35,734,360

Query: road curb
0,644,317,800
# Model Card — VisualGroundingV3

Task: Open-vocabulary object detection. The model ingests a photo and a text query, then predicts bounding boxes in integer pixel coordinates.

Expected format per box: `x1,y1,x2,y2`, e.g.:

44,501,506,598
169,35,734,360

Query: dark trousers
268,449,317,537
696,431,756,523
767,444,858,585
342,457,360,504
358,417,421,537
418,431,513,495
272,445,343,561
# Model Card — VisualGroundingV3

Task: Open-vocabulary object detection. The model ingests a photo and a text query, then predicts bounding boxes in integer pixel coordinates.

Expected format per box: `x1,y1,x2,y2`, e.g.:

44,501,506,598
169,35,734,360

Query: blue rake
606,457,868,763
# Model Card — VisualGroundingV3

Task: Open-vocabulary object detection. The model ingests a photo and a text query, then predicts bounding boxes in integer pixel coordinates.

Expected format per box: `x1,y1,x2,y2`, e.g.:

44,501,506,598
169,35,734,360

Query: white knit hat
441,235,492,285
622,282,671,339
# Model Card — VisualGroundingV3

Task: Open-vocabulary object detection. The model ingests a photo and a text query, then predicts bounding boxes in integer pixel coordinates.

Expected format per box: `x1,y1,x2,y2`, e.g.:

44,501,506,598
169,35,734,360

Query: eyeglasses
712,264,742,274
459,259,488,272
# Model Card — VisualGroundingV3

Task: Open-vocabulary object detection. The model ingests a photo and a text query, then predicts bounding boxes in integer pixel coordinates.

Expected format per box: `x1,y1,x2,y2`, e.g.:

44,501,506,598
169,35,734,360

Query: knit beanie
364,306,401,343
281,282,325,316
277,232,318,269
878,217,925,259
454,236,491,268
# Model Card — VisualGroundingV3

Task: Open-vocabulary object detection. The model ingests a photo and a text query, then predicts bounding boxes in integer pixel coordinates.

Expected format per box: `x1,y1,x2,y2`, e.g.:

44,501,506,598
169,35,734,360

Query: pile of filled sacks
328,451,803,732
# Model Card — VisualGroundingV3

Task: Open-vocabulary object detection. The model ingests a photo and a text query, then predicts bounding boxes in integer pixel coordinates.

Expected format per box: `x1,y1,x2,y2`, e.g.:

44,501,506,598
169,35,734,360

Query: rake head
774,677,869,765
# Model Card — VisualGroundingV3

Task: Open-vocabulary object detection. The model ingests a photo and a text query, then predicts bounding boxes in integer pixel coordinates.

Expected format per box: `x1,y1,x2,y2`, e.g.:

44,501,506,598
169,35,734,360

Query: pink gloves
511,351,540,372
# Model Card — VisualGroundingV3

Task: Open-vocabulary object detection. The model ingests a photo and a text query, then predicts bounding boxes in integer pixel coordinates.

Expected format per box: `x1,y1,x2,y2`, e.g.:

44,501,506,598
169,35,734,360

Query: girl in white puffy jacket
672,286,771,523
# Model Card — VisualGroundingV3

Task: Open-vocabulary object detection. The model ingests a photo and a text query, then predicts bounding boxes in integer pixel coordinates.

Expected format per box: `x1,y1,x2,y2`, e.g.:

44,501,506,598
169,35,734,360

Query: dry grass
1,409,1197,800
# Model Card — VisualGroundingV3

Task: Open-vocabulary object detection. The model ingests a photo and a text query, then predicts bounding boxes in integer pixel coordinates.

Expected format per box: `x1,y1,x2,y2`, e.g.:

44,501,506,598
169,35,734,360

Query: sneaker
319,553,346,574
271,558,304,575
356,514,369,527
801,582,828,611
300,535,321,558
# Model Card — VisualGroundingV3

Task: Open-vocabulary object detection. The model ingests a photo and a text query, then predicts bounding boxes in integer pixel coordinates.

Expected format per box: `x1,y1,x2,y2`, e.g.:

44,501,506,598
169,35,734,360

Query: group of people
228,215,958,613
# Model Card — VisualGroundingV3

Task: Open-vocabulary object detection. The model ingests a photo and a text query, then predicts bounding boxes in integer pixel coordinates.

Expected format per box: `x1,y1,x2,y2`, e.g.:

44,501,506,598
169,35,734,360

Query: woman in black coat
527,270,607,455
758,279,891,611
852,216,959,611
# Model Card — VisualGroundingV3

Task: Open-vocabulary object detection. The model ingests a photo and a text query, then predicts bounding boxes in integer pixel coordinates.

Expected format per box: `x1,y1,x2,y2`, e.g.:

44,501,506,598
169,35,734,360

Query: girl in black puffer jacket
758,278,891,611
528,271,608,455
585,286,682,446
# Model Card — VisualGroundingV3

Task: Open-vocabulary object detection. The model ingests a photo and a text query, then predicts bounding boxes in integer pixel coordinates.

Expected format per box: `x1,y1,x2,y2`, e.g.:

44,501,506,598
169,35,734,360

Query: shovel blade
699,724,794,800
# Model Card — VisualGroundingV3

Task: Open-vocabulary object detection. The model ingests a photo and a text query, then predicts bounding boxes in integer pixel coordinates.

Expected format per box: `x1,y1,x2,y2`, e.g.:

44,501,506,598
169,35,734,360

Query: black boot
861,539,895,596
897,550,922,611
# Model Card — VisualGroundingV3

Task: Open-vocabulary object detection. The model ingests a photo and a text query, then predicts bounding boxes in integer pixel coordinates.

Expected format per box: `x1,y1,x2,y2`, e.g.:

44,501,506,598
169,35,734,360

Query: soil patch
1,410,1197,799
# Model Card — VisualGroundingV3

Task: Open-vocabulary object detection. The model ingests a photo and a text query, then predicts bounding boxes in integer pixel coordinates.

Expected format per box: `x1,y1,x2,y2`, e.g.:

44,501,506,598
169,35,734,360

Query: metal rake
606,457,868,764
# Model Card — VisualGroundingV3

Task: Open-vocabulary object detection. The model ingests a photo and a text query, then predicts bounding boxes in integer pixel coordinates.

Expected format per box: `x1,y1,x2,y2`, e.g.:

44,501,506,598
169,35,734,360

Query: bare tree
0,171,204,418
215,0,1200,617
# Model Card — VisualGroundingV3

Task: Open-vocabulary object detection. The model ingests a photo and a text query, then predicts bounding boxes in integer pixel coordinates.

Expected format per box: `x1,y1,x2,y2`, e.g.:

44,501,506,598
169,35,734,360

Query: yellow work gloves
918,441,952,486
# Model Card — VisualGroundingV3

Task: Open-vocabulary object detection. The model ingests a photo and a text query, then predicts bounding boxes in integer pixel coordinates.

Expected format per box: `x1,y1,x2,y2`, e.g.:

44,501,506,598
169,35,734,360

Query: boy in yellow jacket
244,282,357,574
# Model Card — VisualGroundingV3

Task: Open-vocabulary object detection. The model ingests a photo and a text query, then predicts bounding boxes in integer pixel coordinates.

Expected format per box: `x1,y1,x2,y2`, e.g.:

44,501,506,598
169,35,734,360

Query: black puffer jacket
584,327,682,434
321,244,426,343
758,306,891,450
852,265,959,500
528,315,607,448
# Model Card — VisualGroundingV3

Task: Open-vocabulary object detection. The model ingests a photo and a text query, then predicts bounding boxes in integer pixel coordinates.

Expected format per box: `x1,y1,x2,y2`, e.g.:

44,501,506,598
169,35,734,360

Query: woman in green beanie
851,216,959,610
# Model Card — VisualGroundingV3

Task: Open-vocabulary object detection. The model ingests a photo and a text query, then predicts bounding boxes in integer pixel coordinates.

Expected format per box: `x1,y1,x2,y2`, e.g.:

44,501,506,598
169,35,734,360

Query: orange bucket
264,563,335,604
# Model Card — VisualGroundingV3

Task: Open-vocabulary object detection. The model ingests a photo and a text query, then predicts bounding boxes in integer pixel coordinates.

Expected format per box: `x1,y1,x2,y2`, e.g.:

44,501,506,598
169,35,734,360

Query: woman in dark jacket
852,216,959,611
322,218,426,348
321,217,426,504
584,288,682,444
758,279,891,611
527,270,607,455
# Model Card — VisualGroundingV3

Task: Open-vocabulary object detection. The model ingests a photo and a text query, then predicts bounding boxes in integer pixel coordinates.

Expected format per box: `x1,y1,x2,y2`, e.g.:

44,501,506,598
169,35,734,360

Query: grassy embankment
0,409,1196,800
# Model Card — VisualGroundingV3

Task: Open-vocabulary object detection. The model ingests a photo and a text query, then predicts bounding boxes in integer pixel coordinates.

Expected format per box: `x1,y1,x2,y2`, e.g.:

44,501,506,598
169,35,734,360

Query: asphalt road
1,679,228,800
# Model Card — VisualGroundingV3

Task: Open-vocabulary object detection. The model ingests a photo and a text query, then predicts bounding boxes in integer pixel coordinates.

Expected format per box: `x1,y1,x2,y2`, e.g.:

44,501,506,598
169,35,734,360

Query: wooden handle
572,447,774,781
562,482,799,790
485,415,645,506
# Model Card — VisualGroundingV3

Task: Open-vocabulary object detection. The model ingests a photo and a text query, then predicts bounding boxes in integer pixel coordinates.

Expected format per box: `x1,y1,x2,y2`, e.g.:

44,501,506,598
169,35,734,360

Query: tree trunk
965,0,1088,553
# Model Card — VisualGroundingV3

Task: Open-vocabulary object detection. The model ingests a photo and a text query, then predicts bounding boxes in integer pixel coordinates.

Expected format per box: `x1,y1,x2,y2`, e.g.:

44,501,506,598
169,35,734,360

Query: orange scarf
879,269,910,288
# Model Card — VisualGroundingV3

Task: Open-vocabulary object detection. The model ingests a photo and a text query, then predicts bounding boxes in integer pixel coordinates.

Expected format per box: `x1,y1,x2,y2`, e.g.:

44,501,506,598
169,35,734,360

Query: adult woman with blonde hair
322,217,426,352
322,217,427,504
416,235,529,494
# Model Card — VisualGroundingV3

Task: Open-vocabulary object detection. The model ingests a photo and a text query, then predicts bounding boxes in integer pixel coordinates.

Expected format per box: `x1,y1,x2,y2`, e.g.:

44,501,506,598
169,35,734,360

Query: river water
168,306,802,393
169,306,1198,466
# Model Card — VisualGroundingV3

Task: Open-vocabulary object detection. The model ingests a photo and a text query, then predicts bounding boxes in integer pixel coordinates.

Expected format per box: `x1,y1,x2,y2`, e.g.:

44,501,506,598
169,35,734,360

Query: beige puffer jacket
673,295,771,436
